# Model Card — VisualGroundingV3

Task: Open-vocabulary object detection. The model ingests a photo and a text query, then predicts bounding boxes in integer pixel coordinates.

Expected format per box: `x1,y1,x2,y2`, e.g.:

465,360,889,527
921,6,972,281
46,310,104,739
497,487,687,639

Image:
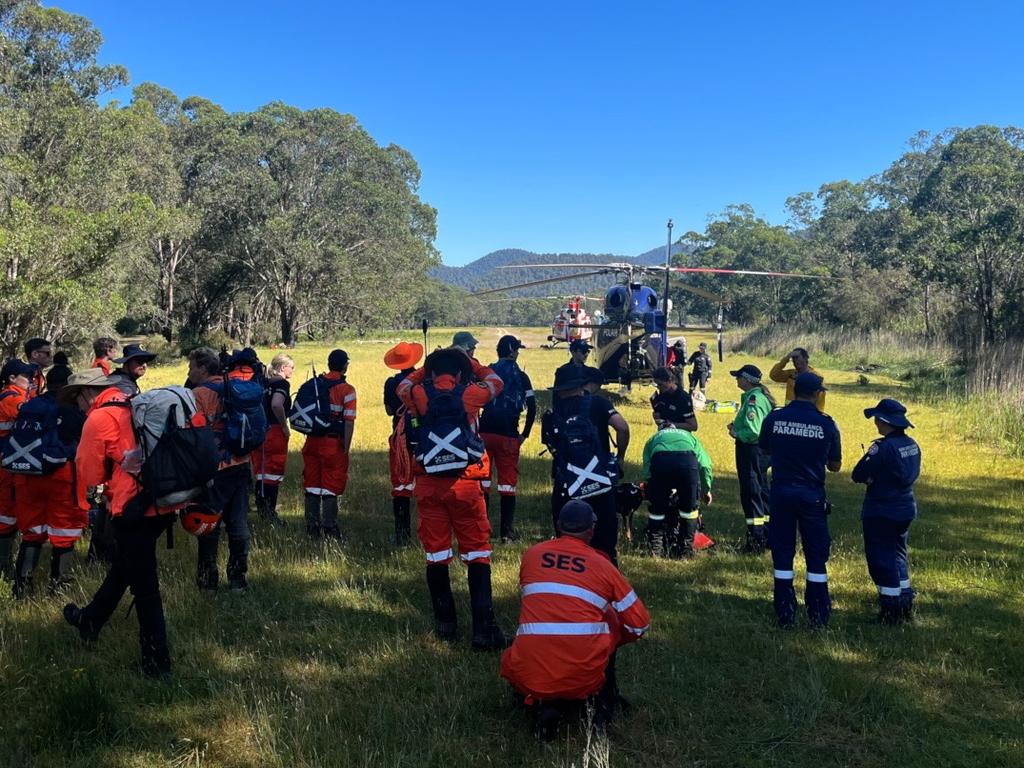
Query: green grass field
2,327,1022,767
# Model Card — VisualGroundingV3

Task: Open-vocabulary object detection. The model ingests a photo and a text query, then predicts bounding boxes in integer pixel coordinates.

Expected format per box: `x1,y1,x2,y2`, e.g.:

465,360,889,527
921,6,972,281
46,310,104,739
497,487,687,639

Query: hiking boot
435,620,458,642
12,541,42,600
196,560,219,592
227,553,249,592
467,562,510,650
322,526,346,544
140,645,172,680
500,528,520,544
427,563,457,642
63,603,100,642
306,523,322,539
471,622,511,651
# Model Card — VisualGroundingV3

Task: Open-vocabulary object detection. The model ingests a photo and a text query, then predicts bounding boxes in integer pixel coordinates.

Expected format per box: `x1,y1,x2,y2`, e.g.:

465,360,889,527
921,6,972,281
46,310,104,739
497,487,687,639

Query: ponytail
757,383,777,408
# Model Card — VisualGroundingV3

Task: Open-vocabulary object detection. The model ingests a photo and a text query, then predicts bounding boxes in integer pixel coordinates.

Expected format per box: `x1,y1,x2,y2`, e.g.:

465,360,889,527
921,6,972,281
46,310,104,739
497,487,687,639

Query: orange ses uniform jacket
501,536,651,700
92,358,112,376
193,368,254,471
0,385,28,533
76,387,140,517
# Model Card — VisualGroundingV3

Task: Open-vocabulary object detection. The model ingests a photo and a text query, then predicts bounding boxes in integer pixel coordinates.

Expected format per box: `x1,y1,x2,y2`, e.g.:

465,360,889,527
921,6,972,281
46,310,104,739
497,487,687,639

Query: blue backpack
482,359,526,422
202,376,267,459
289,374,347,436
413,380,484,476
1,395,74,475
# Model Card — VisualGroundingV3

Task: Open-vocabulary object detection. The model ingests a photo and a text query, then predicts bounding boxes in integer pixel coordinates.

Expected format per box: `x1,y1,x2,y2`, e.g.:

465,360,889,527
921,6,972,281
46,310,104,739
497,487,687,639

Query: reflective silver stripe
460,550,492,562
522,582,608,610
516,622,609,636
647,513,665,521
330,404,344,412
612,590,638,613
0,421,13,430
425,548,453,562
343,409,356,417
304,487,336,496
392,483,415,492
497,484,516,493
745,518,755,524
48,527,83,537
806,572,828,583
900,579,911,589
343,393,356,403
773,569,794,579
623,623,649,636
525,390,535,397
0,514,15,525
256,473,284,482
28,524,48,534
878,586,901,596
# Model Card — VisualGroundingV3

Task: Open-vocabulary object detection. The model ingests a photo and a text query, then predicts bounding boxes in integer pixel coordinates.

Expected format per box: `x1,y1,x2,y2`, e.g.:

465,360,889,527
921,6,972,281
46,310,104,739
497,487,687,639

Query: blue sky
61,1,1024,265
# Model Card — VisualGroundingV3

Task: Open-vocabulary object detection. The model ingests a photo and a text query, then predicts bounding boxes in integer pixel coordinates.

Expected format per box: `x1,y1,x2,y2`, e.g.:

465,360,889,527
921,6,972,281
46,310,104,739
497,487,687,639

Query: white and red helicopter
546,295,603,348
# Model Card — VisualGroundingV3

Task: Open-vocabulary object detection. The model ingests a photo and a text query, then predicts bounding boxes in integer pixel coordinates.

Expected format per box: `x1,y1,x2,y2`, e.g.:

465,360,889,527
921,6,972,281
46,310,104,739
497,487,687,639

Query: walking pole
422,319,429,351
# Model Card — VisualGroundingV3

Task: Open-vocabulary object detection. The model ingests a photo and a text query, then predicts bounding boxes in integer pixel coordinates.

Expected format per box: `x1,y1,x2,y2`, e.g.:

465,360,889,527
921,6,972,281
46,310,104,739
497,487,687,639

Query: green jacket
733,387,773,444
642,426,713,492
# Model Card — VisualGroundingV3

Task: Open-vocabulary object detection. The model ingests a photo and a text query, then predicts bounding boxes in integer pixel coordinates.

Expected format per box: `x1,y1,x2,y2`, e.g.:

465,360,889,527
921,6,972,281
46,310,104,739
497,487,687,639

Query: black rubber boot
499,496,519,542
260,485,283,525
0,533,15,580
467,562,509,650
426,563,457,641
645,518,666,558
196,536,219,592
48,545,75,595
304,493,322,537
135,592,171,680
878,596,903,626
63,603,101,642
227,552,249,591
392,497,411,546
12,540,42,600
321,495,345,542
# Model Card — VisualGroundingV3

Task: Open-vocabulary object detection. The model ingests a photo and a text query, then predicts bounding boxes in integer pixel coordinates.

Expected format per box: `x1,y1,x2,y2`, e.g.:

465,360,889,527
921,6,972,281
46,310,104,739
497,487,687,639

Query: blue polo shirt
851,432,920,520
759,400,842,489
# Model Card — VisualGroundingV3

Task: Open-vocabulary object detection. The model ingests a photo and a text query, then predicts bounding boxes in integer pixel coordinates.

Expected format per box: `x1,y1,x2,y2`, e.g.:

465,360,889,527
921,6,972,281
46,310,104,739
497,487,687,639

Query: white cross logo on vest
420,427,483,473
566,455,612,497
291,400,319,431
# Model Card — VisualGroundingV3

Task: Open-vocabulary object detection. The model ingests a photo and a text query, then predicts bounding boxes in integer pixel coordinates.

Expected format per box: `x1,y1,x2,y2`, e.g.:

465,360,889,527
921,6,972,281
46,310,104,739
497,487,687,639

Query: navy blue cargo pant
768,485,831,626
862,516,913,614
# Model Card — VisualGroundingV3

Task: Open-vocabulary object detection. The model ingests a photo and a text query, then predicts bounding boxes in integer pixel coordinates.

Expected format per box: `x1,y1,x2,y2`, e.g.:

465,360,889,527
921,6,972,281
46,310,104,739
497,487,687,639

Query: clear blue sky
61,1,1024,266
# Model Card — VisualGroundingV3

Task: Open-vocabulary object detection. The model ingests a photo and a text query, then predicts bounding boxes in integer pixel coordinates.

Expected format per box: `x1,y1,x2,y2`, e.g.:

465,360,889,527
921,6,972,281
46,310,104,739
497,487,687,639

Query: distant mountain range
431,244,688,298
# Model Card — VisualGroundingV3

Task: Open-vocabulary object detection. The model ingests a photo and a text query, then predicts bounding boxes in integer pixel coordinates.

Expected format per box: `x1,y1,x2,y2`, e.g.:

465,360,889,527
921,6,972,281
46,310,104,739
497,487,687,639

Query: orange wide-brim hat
384,341,424,371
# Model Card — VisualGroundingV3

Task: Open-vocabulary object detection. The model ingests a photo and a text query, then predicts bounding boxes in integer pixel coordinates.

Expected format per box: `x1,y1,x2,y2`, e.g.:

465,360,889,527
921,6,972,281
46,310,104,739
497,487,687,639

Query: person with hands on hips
851,398,921,624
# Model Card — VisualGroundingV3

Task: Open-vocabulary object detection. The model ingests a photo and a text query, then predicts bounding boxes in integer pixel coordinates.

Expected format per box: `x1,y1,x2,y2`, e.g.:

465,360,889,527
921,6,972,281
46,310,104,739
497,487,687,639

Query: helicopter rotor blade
471,270,611,297
496,263,632,271
668,281,728,303
666,266,828,279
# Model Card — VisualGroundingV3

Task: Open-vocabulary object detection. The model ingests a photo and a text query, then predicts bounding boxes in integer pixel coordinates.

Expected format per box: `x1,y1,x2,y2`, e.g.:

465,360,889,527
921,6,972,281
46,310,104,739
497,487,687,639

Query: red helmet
179,503,221,536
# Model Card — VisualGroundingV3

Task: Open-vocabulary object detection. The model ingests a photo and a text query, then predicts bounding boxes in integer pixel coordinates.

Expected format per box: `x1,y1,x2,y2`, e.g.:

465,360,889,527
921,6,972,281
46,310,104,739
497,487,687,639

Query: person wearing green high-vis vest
728,365,777,553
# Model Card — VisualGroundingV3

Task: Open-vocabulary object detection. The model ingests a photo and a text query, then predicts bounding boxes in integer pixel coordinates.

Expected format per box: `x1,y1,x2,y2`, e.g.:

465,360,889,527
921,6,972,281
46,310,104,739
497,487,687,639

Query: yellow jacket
768,357,826,412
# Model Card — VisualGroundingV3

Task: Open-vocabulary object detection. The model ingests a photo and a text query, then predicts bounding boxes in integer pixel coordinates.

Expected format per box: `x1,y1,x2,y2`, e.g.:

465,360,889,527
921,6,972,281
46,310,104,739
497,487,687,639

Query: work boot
878,595,902,626
0,533,15,580
467,562,510,650
392,498,411,546
426,563,457,641
196,536,219,592
136,592,171,680
304,493,322,533
12,541,42,600
227,553,249,591
322,494,340,531
774,577,798,629
535,705,562,742
63,603,101,642
900,588,916,622
645,518,666,558
499,496,519,542
48,545,75,595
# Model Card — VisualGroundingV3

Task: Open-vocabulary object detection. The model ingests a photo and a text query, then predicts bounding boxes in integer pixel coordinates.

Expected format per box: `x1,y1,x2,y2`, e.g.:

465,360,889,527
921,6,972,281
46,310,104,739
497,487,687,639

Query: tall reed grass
730,325,1024,457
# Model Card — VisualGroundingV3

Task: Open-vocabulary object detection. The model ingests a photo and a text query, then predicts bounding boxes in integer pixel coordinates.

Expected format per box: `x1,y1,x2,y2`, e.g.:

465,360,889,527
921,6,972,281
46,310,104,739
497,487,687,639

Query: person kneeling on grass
501,500,651,741
851,398,921,624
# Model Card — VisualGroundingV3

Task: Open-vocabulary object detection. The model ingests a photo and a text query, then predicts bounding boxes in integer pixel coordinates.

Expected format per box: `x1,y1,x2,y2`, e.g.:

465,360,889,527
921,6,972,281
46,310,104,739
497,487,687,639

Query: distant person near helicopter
687,343,712,394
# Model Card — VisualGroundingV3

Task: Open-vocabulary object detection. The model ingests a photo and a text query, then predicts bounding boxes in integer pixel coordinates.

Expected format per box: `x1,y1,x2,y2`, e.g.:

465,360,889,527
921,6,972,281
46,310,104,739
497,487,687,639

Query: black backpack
413,379,484,476
290,373,347,436
1,395,74,475
543,395,619,499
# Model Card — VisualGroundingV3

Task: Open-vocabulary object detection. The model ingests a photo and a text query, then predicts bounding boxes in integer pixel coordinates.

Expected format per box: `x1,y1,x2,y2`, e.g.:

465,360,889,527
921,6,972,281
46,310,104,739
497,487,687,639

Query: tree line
0,1,438,355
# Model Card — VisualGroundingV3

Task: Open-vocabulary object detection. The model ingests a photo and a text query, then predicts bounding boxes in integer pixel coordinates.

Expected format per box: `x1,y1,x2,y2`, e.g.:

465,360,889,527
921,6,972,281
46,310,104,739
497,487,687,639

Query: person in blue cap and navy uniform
759,372,842,628
851,398,921,624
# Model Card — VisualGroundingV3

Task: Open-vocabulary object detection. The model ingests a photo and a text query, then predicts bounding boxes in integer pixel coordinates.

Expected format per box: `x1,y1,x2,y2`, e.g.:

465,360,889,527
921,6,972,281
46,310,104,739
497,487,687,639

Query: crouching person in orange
0,359,32,578
9,363,88,598
398,347,509,649
501,500,651,740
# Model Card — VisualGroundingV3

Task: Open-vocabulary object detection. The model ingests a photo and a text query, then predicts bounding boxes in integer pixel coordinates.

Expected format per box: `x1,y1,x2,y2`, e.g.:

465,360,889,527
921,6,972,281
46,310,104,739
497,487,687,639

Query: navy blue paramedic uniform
760,400,842,626
851,431,920,619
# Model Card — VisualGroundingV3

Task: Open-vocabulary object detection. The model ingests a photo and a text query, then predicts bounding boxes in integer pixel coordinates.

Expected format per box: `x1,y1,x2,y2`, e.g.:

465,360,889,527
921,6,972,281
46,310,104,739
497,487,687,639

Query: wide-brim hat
384,341,424,370
452,331,479,349
549,366,587,392
423,347,473,381
864,398,914,428
57,369,117,403
112,344,156,365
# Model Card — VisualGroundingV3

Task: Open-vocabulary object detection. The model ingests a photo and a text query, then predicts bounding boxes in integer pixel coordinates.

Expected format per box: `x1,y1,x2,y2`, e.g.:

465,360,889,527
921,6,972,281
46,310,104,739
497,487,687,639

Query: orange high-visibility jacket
0,384,28,435
76,387,139,517
501,536,651,700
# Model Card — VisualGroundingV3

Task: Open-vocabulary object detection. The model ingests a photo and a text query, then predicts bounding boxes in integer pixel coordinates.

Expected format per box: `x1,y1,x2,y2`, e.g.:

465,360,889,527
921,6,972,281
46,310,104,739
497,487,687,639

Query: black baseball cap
557,500,596,533
497,334,526,357
1,359,33,381
569,339,593,353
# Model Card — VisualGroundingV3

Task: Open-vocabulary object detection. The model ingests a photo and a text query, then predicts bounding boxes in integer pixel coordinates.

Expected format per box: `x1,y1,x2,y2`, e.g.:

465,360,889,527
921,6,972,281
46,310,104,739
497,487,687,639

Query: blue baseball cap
557,500,596,533
569,339,593,353
864,398,914,429
794,372,826,396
